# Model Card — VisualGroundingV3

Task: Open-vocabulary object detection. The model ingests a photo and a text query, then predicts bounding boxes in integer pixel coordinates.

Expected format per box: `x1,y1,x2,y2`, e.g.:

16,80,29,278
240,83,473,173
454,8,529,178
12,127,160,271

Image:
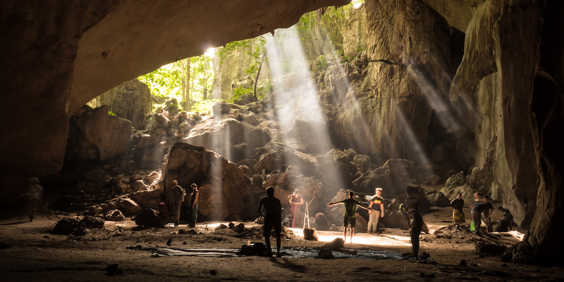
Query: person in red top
288,189,304,228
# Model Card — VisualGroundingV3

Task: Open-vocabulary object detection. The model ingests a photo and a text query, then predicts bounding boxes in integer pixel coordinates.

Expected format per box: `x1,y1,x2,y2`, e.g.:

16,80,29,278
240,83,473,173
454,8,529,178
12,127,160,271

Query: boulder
128,189,162,209
52,218,82,235
144,171,160,185
445,171,466,189
105,209,126,221
117,198,143,215
381,210,409,230
185,117,271,163
352,159,414,195
130,180,149,192
352,154,371,174
98,79,152,129
134,208,160,227
239,165,252,179
130,141,170,170
80,215,105,229
254,153,278,173
303,228,319,241
63,106,132,169
426,191,451,207
160,143,252,220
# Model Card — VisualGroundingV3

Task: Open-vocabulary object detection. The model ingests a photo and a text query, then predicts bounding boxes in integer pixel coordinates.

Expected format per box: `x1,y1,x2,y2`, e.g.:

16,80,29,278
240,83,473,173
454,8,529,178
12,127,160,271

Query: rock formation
0,0,349,189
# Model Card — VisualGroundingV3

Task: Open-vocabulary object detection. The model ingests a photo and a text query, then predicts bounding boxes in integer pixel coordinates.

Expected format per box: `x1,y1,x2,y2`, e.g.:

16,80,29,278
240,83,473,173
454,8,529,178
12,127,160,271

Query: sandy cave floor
1,206,563,281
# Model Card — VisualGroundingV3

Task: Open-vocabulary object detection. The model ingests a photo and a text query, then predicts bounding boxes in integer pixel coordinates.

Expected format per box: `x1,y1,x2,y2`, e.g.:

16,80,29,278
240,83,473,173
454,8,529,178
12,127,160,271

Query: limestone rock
303,228,319,241
105,209,126,221
117,198,143,215
353,159,413,195
185,117,271,163
145,171,160,185
134,208,160,228
254,153,278,174
426,191,450,207
63,106,132,169
98,79,152,129
352,154,371,174
130,180,149,192
160,143,251,220
343,4,367,59
128,189,162,209
81,215,105,229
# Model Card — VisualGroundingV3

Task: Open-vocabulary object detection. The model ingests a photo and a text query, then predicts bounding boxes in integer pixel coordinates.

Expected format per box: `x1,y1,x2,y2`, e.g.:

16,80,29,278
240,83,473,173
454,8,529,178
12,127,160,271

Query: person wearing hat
288,189,304,228
367,187,385,234
170,180,186,227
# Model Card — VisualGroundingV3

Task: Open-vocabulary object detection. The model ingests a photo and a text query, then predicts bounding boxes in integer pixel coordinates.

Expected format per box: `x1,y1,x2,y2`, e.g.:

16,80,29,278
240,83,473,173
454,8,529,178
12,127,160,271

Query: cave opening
1,0,564,280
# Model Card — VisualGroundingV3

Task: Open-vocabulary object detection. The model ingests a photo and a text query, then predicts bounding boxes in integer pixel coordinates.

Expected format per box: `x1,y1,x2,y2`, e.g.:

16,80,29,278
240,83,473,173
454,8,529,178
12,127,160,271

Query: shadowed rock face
0,0,350,185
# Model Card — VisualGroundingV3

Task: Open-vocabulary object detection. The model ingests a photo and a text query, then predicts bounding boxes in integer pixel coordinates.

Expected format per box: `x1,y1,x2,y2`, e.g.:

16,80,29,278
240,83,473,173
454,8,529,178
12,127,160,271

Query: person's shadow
269,257,306,273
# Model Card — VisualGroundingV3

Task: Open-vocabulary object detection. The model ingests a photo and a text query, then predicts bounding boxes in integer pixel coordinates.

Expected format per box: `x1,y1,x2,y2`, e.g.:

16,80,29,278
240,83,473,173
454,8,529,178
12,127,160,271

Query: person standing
257,187,282,258
24,178,43,222
328,190,369,244
403,184,424,258
288,189,304,228
170,180,185,227
471,192,486,234
367,187,385,234
188,183,199,228
450,192,465,224
482,196,494,232
495,206,513,232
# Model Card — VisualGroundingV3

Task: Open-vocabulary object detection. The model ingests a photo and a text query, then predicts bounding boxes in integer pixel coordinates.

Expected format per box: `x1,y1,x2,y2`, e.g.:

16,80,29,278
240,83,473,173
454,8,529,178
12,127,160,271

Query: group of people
450,191,513,233
168,180,199,227
259,185,516,259
258,185,424,258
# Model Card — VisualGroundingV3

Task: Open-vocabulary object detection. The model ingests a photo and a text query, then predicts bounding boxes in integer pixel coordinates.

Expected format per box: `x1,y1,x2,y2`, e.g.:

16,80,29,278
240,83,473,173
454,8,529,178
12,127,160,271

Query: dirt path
0,207,562,281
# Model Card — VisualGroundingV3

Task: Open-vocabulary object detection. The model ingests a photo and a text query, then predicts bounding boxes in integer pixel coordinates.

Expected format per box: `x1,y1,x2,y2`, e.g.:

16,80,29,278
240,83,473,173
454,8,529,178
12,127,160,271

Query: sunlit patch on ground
289,227,412,246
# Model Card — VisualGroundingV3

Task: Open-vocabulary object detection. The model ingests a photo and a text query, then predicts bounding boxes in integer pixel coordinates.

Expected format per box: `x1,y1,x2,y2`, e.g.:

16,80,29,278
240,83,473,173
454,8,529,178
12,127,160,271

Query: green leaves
138,62,182,98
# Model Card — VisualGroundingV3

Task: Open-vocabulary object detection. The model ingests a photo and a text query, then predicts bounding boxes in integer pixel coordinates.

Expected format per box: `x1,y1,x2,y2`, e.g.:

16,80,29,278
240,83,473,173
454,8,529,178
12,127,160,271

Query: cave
1,0,564,280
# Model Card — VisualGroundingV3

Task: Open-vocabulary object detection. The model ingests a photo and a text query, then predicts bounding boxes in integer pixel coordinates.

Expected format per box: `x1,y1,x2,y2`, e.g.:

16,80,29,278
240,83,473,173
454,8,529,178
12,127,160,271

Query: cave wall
433,0,564,263
450,0,541,227
0,0,350,191
328,0,468,180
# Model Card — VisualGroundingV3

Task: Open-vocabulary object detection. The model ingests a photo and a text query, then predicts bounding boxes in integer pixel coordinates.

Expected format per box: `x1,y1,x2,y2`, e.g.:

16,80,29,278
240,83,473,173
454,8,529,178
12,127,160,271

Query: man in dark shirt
471,192,486,234
188,183,199,228
403,184,424,258
450,193,465,224
257,186,282,257
328,190,369,243
482,196,494,232
495,206,513,232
